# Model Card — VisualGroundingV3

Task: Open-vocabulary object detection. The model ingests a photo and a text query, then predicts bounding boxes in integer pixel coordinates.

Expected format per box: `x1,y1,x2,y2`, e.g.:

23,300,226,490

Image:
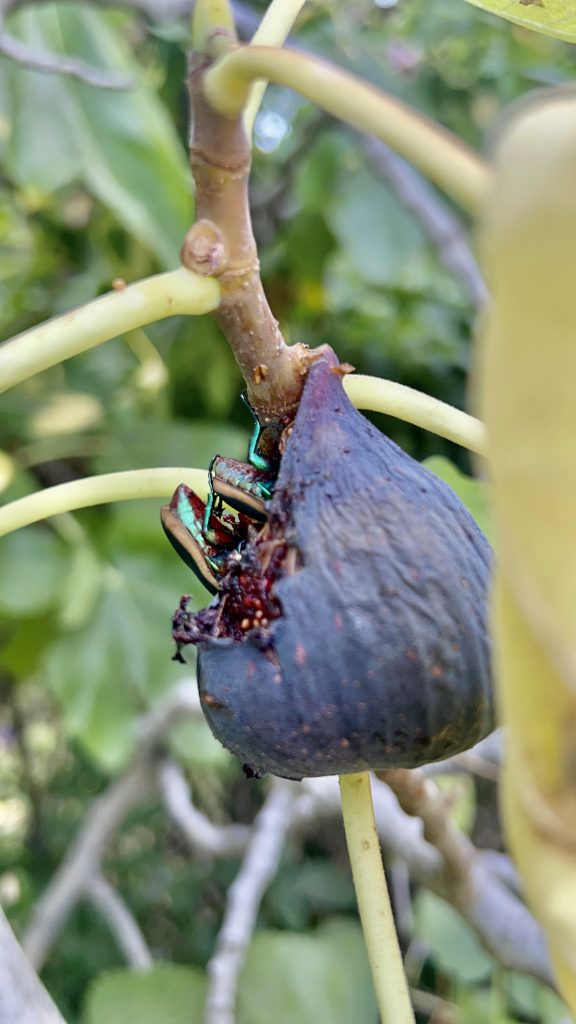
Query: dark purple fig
174,348,493,780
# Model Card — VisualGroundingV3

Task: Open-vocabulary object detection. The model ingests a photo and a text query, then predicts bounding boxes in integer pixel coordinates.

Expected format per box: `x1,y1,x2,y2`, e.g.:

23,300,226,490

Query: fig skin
181,348,493,780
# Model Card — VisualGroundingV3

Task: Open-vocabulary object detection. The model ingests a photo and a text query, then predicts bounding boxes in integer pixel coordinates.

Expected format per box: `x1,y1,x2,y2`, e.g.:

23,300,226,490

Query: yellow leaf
479,89,576,693
494,578,576,1004
477,88,576,1008
464,0,576,43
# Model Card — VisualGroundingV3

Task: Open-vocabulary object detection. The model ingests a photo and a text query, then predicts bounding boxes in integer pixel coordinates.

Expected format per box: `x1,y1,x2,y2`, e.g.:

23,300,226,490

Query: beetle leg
241,392,284,474
161,484,239,594
202,456,222,540
209,455,274,521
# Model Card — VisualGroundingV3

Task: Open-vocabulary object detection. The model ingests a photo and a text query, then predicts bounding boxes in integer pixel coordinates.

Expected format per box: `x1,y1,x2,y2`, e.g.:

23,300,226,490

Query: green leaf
3,14,83,192
94,420,248,477
267,862,356,931
0,189,36,282
424,455,492,540
415,891,494,984
463,0,576,44
507,973,569,1022
5,5,192,266
169,716,232,772
46,552,192,770
0,613,57,677
0,528,67,616
328,166,427,288
59,545,103,630
83,965,206,1024
238,919,377,1024
434,774,476,835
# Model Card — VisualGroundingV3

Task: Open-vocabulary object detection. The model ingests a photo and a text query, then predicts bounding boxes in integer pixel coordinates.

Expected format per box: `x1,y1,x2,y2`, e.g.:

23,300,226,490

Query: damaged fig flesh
174,348,493,780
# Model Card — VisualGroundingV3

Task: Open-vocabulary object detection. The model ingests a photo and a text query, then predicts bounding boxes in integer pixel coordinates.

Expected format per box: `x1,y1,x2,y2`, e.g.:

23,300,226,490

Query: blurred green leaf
457,987,515,1024
94,420,248,477
0,528,67,616
415,891,494,984
59,544,102,630
267,862,356,931
83,964,207,1024
463,0,576,44
424,455,492,539
507,973,569,1022
46,552,190,770
328,166,427,289
169,716,231,772
434,774,476,836
0,612,56,677
238,919,377,1024
0,190,36,282
5,5,192,267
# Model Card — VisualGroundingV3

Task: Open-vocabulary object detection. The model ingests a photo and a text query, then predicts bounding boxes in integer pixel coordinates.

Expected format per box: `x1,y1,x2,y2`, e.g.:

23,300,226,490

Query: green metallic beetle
160,396,279,593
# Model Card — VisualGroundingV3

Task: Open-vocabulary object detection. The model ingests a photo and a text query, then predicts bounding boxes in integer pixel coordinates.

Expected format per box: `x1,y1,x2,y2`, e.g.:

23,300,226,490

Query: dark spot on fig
175,347,493,780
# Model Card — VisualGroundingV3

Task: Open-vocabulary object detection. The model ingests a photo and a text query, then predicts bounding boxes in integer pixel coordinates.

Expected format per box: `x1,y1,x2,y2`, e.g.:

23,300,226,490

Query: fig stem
339,772,415,1024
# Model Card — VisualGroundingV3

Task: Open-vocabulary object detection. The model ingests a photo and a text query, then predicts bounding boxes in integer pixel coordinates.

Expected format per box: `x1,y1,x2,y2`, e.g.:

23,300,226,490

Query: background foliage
0,2,574,1021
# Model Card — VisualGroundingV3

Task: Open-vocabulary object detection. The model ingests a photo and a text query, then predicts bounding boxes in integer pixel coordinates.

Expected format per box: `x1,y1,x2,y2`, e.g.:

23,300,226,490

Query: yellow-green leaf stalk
0,384,483,538
477,87,576,1007
243,0,308,136
192,0,237,56
0,469,209,538
203,46,488,215
340,773,415,1024
0,269,220,396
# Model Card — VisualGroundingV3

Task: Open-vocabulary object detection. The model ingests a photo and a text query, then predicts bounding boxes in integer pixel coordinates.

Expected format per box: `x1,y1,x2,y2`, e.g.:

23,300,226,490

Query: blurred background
0,1,573,1021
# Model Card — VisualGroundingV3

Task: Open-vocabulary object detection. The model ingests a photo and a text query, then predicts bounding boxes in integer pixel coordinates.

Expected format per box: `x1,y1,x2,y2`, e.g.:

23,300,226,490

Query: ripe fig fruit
173,348,493,780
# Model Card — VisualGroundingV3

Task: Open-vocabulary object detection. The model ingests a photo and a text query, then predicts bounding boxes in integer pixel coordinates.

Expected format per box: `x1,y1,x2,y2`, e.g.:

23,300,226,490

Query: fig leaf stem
191,0,238,60
345,375,487,456
339,772,415,1024
204,46,488,215
0,469,209,538
243,0,308,136
0,268,220,396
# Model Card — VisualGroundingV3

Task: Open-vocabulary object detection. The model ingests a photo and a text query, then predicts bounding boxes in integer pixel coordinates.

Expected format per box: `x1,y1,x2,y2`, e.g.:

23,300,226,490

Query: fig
173,348,493,780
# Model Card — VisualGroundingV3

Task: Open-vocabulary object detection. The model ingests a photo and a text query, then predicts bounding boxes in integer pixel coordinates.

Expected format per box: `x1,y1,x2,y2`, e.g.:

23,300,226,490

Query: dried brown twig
375,768,555,985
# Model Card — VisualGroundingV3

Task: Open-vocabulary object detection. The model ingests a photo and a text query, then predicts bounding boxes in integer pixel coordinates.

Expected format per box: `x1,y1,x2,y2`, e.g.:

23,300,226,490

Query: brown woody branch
376,768,555,984
183,53,310,432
